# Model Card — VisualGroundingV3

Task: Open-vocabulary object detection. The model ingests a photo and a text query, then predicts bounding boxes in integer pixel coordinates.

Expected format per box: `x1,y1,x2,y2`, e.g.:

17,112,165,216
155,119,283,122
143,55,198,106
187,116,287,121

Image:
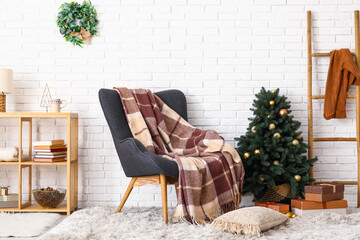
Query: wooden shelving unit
0,112,78,215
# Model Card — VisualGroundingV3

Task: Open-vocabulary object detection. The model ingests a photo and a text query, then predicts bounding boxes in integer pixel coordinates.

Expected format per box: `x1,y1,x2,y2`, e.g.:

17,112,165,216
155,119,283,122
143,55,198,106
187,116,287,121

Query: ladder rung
314,137,357,142
314,181,358,185
312,52,356,57
312,94,356,99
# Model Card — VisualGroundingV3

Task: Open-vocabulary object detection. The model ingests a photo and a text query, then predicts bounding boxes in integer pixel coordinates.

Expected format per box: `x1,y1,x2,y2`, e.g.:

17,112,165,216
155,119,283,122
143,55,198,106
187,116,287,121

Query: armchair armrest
113,137,179,179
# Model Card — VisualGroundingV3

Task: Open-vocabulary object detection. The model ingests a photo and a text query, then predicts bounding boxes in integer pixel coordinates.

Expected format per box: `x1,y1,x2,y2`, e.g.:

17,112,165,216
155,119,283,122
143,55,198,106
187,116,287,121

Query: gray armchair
99,88,187,223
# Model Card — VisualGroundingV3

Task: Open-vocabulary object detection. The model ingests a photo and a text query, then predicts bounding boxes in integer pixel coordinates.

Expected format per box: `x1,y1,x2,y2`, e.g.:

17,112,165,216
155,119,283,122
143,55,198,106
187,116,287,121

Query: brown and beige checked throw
115,87,244,224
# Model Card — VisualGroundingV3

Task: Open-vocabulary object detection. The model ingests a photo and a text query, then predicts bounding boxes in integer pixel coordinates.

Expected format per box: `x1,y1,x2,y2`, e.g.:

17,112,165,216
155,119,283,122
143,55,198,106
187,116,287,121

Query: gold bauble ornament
291,214,297,218
267,114,271,118
268,123,276,130
279,109,288,117
286,212,293,217
259,176,265,182
243,152,250,159
273,133,281,138
292,139,299,145
273,160,280,165
269,100,275,106
271,89,276,93
251,126,257,133
296,135,301,139
294,175,301,182
254,149,260,154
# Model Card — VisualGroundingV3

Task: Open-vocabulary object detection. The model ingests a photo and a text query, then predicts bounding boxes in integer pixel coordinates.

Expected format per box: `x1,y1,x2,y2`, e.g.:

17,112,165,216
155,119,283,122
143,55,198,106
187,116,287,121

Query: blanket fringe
171,200,239,225
171,212,218,225
211,220,261,236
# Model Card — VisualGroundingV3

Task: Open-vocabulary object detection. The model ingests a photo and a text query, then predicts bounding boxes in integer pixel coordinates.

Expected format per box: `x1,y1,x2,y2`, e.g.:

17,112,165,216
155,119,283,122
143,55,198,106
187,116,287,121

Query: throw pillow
0,147,19,161
211,206,288,236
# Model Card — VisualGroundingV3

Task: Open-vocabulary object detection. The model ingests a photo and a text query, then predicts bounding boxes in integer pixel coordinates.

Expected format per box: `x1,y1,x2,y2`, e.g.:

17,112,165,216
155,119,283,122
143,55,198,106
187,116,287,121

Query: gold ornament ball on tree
268,123,276,130
273,133,281,138
269,100,275,106
267,114,271,118
254,149,260,154
273,160,280,165
294,175,301,182
259,176,265,182
251,126,257,133
279,109,288,116
292,139,299,145
296,134,301,139
271,89,276,93
243,152,250,159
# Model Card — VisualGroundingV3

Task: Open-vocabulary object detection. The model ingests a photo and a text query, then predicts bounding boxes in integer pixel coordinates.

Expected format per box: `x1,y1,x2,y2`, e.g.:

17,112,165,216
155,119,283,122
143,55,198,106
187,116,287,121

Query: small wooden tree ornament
40,83,52,112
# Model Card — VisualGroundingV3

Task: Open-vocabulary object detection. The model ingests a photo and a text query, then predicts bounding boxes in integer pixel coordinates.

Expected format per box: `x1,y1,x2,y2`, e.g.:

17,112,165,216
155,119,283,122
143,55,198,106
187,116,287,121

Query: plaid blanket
115,87,244,224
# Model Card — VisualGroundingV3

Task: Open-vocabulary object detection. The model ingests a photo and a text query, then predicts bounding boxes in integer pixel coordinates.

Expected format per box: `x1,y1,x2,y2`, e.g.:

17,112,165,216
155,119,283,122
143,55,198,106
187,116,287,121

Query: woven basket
255,183,294,202
0,95,5,112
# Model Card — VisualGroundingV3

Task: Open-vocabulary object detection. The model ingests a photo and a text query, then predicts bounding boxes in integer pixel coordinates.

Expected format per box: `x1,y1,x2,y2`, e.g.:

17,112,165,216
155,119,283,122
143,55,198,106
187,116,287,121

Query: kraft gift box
255,202,289,214
305,192,344,202
291,199,347,210
304,184,344,202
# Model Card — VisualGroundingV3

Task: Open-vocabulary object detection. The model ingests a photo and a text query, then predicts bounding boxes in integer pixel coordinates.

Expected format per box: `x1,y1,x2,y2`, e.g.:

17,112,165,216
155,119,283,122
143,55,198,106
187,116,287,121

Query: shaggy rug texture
40,206,360,240
0,212,63,237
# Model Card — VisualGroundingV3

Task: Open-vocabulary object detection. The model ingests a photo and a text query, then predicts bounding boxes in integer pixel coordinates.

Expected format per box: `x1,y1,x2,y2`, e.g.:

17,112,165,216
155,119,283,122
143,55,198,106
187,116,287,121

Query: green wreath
56,1,99,47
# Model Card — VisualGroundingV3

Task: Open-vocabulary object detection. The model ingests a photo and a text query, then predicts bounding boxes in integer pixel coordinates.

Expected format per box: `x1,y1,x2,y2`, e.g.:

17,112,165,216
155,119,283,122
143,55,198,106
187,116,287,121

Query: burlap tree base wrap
255,183,294,202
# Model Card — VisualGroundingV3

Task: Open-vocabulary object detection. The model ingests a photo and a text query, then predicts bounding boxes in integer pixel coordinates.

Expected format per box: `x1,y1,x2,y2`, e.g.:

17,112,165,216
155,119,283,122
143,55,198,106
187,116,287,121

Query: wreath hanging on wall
56,1,99,47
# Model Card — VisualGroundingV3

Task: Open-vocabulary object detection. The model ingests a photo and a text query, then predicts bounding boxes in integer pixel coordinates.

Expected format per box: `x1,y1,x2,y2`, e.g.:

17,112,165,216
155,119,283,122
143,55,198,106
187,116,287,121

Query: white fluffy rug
40,207,360,240
0,212,63,237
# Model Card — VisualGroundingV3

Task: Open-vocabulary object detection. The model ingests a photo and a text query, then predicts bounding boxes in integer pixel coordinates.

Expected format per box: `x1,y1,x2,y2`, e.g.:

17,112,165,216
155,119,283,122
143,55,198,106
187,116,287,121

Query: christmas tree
235,88,317,198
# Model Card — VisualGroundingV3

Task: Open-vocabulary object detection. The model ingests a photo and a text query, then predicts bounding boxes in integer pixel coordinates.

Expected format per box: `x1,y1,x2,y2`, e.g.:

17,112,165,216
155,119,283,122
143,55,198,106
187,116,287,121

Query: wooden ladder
307,10,360,207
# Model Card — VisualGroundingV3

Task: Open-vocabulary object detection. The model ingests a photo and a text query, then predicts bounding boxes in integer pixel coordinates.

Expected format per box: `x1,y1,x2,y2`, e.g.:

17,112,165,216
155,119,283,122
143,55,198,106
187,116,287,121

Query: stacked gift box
0,186,18,208
33,140,67,163
291,184,347,216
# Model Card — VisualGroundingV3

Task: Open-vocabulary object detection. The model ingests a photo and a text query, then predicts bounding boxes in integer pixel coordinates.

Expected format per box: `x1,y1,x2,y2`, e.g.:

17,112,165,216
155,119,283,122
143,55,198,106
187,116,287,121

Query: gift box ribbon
320,183,336,193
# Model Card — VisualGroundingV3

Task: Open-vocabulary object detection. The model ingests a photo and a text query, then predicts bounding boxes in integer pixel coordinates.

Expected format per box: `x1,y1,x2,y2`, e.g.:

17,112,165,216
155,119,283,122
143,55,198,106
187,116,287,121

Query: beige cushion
0,147,19,161
211,206,288,236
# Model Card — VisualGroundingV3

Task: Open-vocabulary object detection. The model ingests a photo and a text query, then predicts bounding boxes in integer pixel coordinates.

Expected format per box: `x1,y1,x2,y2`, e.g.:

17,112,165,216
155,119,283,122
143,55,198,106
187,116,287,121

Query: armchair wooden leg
116,177,137,213
159,174,168,224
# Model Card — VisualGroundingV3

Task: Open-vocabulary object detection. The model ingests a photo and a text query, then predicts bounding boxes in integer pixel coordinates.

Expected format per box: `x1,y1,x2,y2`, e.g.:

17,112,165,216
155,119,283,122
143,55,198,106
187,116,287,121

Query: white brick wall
1,0,360,208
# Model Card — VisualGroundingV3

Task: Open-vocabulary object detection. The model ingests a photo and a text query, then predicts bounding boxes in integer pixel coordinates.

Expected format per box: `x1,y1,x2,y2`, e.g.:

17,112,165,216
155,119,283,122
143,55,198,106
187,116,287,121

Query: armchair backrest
98,88,188,141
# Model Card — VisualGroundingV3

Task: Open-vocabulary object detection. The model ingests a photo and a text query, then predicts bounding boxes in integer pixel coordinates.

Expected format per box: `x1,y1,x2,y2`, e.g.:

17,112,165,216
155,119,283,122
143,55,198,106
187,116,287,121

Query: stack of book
0,194,18,208
291,184,347,216
0,186,17,208
33,140,67,163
